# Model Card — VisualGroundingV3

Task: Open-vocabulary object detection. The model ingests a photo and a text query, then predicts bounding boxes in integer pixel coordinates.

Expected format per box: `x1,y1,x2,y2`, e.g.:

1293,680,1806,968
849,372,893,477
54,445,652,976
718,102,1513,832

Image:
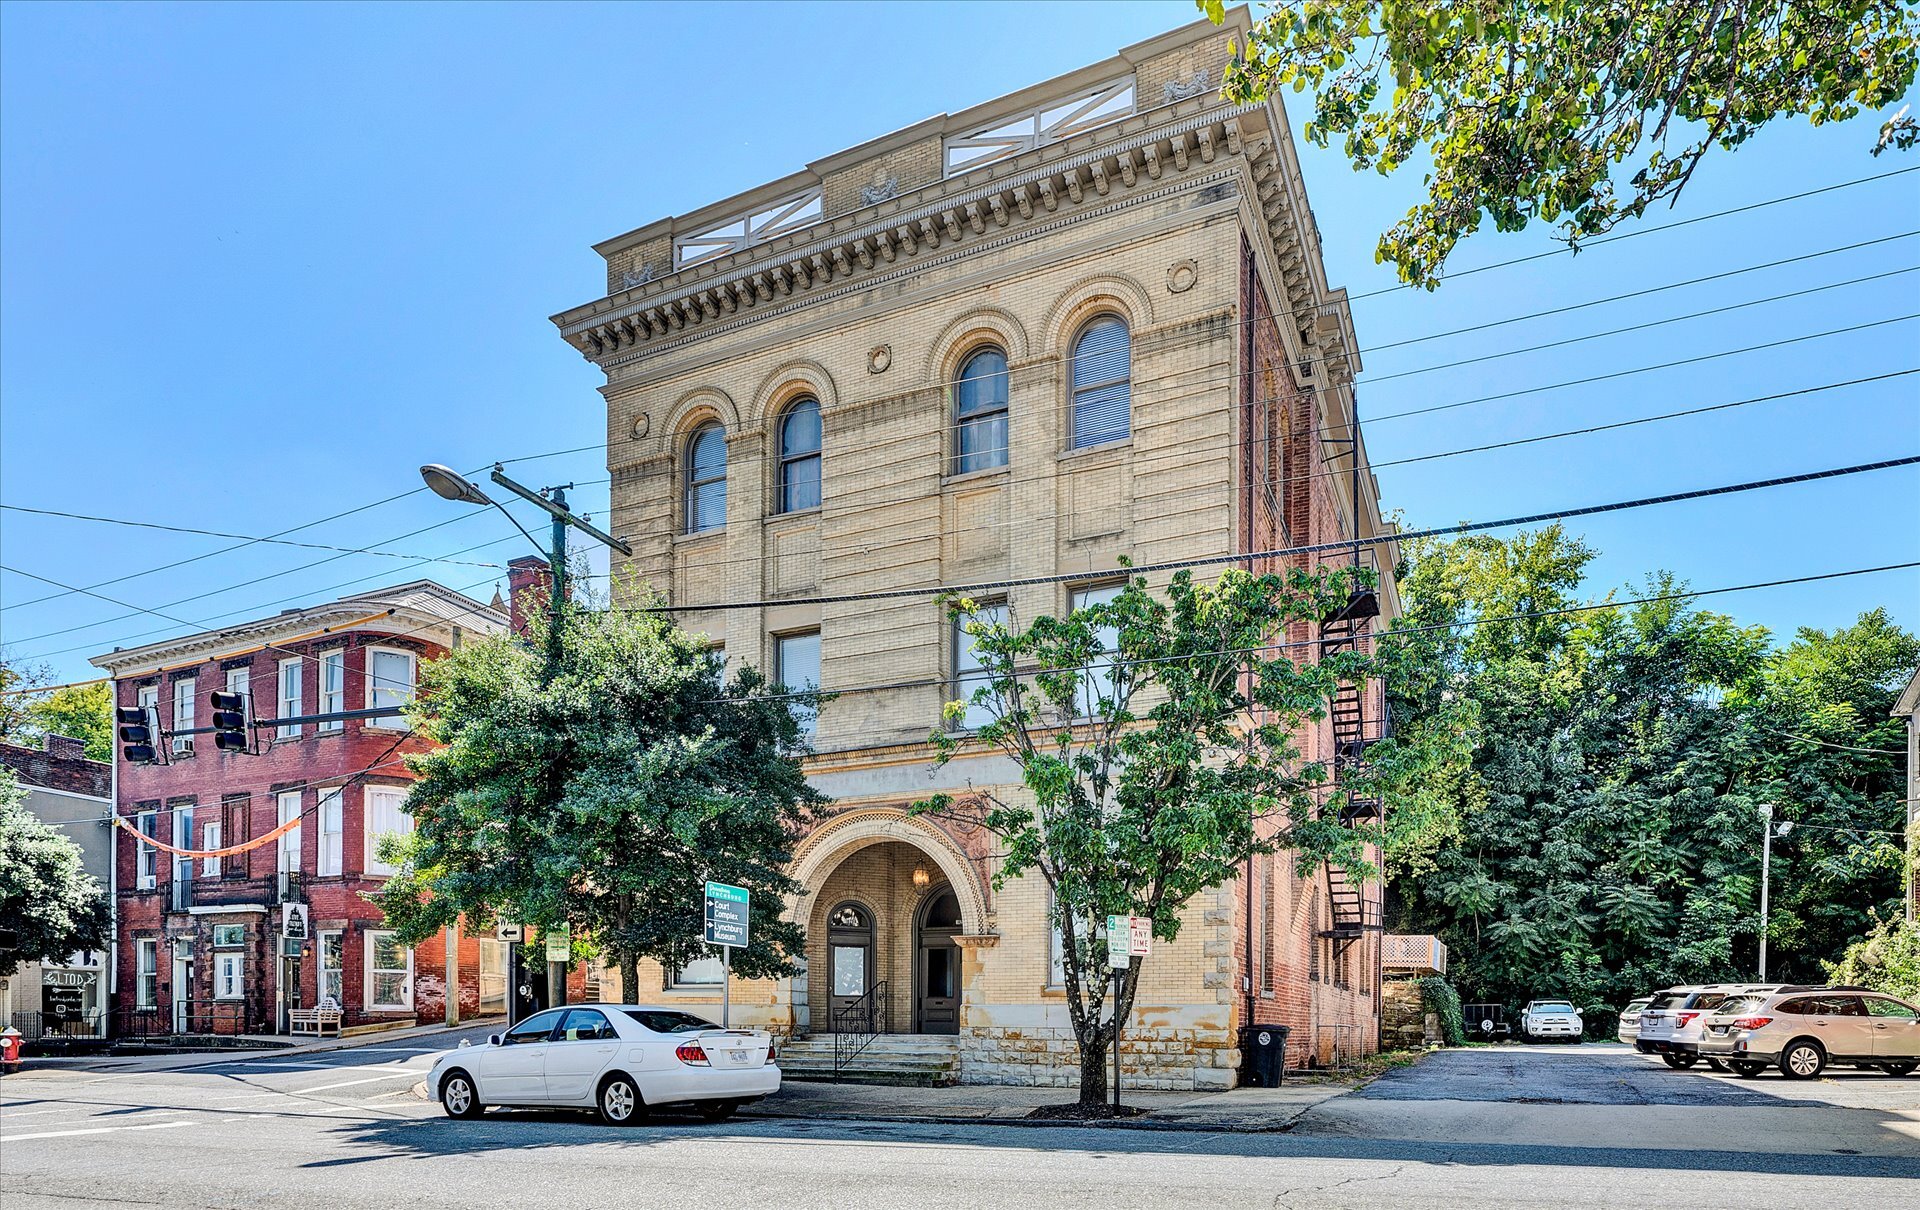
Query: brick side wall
1,735,111,798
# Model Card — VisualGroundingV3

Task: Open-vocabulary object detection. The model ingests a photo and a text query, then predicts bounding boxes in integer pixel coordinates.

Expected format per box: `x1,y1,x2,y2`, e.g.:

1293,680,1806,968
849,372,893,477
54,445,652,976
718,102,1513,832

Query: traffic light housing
116,706,157,764
209,690,250,753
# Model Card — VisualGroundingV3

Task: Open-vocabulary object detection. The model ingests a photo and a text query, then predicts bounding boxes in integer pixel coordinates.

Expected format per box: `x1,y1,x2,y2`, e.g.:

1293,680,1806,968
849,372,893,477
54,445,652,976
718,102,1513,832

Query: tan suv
1698,988,1920,1078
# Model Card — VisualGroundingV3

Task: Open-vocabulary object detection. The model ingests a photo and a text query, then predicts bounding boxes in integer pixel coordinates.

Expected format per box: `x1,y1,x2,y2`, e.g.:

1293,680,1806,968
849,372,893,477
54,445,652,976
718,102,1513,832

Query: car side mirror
488,1034,502,1047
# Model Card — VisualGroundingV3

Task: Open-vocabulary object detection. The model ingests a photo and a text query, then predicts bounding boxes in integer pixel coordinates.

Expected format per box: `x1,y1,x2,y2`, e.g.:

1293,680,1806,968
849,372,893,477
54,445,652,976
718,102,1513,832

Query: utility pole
1757,805,1795,982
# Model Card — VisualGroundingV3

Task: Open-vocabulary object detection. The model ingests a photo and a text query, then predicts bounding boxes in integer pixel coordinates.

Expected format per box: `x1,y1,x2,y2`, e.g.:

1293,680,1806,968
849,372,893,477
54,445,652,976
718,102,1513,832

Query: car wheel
441,1070,485,1119
1880,1062,1918,1076
697,1100,739,1122
597,1074,645,1126
1661,1053,1698,1070
1730,1061,1766,1078
1705,1058,1729,1073
1779,1040,1826,1080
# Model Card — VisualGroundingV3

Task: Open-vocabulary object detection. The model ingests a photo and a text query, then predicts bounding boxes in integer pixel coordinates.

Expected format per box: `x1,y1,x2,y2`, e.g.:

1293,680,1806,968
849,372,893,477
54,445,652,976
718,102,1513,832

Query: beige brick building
551,9,1398,1087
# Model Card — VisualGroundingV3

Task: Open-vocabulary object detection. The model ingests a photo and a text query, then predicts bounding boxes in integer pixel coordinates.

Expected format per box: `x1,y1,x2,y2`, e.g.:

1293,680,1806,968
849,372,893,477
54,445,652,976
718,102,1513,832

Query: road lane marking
6,1120,193,1142
295,1072,428,1095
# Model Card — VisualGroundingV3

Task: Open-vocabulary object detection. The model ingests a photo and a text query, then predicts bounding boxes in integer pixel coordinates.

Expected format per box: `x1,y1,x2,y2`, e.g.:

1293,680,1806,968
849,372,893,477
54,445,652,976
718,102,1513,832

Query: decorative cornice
553,98,1321,369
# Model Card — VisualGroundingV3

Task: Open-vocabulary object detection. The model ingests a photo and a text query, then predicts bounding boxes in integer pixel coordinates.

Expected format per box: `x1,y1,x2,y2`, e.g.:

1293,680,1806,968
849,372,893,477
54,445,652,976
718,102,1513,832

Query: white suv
1699,988,1920,1078
1636,985,1780,1069
1520,999,1583,1042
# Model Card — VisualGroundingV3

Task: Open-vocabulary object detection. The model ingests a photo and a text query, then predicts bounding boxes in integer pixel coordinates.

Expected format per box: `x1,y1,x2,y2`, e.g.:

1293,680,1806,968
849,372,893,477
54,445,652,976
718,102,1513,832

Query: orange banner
114,812,302,859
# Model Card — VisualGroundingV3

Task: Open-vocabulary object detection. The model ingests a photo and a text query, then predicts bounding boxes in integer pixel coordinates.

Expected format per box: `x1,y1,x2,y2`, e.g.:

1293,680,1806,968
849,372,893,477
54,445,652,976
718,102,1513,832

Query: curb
733,1105,1309,1134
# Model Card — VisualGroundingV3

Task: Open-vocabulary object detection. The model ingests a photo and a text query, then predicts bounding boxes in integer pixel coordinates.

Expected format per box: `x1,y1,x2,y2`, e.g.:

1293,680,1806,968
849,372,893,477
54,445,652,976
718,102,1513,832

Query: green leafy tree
0,768,111,976
1826,913,1920,999
0,654,54,742
917,563,1376,1108
24,682,114,763
371,604,826,1000
1203,0,1920,285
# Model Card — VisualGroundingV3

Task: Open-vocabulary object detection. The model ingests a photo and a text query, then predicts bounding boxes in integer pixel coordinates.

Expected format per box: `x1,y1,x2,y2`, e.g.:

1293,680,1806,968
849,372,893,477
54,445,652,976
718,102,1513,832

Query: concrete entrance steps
777,1034,961,1087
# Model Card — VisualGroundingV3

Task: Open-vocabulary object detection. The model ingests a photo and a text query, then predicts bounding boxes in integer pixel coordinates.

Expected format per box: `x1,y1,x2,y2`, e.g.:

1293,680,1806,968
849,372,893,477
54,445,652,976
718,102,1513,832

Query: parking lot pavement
1297,1043,1920,1158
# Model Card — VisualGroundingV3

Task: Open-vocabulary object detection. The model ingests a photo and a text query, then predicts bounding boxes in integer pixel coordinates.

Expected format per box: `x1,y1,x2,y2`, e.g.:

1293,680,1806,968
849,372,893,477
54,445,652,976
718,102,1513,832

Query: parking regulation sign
704,881,750,947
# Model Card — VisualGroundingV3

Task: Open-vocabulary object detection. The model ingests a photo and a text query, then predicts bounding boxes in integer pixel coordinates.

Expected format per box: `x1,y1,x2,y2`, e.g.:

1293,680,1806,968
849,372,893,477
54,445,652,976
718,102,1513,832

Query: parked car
1699,987,1920,1079
1616,996,1654,1045
1520,999,1584,1042
427,1004,780,1124
1635,985,1778,1068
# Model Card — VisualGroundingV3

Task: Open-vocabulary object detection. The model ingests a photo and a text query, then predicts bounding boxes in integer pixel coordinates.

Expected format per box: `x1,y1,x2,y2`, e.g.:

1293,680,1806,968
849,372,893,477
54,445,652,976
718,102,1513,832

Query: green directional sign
704,881,750,947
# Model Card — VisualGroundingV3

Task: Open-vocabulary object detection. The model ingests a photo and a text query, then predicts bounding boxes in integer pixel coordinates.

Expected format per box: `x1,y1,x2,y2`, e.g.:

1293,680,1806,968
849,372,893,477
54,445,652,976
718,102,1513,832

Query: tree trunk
619,952,640,1005
1077,1031,1109,1107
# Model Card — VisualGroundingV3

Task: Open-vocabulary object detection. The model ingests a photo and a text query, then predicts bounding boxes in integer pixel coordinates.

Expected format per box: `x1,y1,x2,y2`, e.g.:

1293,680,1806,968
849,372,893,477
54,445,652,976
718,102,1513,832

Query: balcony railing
165,874,302,912
2,1010,107,1041
1382,934,1447,976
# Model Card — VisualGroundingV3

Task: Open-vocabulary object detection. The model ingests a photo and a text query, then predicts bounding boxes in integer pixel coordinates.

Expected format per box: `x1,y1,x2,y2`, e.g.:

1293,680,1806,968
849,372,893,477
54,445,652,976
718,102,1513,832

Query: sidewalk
739,1078,1352,1132
8,1018,503,1076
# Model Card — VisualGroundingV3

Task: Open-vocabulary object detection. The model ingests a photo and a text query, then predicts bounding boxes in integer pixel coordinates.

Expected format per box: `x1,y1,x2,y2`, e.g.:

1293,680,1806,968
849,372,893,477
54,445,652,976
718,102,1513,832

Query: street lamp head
420,464,492,506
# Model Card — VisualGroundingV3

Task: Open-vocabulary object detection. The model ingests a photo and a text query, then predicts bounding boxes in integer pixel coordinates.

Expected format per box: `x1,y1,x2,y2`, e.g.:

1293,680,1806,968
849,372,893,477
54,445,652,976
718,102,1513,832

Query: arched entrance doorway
914,888,961,1034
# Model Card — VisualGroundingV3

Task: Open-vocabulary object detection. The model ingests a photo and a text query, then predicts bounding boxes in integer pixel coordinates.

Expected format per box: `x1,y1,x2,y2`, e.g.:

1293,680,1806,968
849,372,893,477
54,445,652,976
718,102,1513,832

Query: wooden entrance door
825,902,874,1031
914,889,961,1034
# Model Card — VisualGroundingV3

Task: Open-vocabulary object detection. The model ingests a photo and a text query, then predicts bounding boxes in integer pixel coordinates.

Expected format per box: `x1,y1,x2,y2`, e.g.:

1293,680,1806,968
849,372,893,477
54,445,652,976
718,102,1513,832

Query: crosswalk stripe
7,1120,194,1142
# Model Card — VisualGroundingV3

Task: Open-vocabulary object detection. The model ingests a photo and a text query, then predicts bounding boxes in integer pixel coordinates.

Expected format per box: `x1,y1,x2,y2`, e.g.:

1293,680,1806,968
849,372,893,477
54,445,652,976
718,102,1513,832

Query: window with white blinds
778,399,823,513
366,648,414,726
1070,583,1125,717
318,789,343,876
277,659,302,738
318,651,345,732
685,423,727,533
363,786,412,876
1069,317,1131,449
952,603,1006,730
954,347,1009,473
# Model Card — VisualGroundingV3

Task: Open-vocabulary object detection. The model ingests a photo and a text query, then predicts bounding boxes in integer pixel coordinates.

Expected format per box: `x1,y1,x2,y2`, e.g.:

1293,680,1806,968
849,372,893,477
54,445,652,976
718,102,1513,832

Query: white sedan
427,1004,779,1125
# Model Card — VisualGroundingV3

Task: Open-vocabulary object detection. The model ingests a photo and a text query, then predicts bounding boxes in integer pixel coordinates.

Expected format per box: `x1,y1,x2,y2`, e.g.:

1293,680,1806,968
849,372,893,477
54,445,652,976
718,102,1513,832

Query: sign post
496,923,524,1026
1106,914,1152,1112
704,881,750,1028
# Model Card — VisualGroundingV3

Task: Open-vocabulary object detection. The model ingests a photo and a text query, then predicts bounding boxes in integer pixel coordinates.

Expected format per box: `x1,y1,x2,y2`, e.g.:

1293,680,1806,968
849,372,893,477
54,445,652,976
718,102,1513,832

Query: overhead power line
0,505,506,569
634,455,1920,613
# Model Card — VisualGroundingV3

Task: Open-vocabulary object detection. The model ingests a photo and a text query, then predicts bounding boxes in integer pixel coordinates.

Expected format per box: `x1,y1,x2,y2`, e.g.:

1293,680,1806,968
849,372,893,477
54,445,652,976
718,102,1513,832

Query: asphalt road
3,1039,1917,1208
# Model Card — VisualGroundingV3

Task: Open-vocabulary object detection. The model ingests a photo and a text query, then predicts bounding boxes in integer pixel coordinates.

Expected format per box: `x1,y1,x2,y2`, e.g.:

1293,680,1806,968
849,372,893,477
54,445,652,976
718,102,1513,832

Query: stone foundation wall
959,1022,1235,1090
1382,978,1428,1051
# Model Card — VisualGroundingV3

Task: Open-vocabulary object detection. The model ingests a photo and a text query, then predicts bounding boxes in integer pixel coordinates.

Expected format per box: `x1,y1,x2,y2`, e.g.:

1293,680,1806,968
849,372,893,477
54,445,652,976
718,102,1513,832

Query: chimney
45,733,87,761
507,556,552,638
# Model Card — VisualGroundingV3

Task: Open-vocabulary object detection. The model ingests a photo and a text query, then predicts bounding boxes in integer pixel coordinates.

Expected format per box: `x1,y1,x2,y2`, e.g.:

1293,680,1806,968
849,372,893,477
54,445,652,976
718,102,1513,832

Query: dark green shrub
1420,976,1466,1046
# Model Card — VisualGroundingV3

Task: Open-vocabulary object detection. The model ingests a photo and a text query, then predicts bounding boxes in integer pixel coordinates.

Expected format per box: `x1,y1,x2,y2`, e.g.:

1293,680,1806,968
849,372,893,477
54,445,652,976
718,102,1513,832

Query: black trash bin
1239,1024,1290,1087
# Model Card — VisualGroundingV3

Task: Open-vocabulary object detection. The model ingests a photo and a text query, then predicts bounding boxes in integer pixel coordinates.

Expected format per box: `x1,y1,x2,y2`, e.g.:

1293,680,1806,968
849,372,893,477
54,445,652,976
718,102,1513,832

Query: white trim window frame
276,790,302,875
317,788,344,877
363,785,411,877
171,677,195,754
214,952,244,1000
201,820,222,877
774,630,821,738
1069,583,1125,719
135,938,159,1008
276,658,303,739
366,931,414,1011
135,809,159,889
364,646,415,730
319,931,344,1008
674,954,727,987
317,651,345,732
224,663,251,711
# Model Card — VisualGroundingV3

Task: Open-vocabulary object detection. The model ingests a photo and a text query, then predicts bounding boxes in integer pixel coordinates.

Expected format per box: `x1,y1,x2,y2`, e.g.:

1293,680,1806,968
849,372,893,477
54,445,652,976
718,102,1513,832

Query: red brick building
90,580,511,1036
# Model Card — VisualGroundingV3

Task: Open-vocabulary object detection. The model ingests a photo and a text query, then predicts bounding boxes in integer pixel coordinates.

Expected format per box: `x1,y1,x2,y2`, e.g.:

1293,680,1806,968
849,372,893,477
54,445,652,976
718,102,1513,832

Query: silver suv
1616,996,1653,1044
1699,988,1920,1078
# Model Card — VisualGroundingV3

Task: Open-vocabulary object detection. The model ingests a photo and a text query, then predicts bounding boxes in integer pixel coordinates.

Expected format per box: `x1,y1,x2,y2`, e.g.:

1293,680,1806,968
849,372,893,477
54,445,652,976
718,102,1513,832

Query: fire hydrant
0,1025,22,1071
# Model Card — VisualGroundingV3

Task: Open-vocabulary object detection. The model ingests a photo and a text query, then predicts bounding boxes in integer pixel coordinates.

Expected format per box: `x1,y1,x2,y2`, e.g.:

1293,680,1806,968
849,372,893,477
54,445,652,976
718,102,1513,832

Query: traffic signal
116,706,157,764
209,690,251,753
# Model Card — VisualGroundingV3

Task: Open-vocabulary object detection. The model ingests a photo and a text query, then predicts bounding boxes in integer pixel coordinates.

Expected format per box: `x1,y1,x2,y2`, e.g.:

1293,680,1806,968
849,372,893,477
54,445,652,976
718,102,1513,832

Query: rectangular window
135,939,158,1008
363,786,411,876
136,809,159,889
224,663,251,707
277,659,303,738
201,821,222,877
366,932,413,1010
366,648,415,727
214,952,243,1000
212,924,245,947
171,678,195,753
319,932,344,1008
318,651,345,731
1070,584,1124,718
774,631,821,738
318,789,344,876
137,684,159,747
675,954,726,986
171,804,194,889
277,790,302,874
952,603,1005,730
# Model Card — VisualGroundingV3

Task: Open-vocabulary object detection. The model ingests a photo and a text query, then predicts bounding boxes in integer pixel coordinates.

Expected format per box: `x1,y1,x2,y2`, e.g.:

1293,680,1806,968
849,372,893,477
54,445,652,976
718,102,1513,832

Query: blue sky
2,0,1916,685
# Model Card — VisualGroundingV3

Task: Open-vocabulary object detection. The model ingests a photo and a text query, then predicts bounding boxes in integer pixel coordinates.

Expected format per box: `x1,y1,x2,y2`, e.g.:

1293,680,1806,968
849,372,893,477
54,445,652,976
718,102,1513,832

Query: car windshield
1624,998,1651,1011
1532,1002,1574,1012
624,1009,718,1034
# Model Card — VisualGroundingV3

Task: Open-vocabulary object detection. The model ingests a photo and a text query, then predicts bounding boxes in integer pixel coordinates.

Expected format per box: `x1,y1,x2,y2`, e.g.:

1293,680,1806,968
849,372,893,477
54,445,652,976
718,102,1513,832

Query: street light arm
490,466,633,557
488,499,548,561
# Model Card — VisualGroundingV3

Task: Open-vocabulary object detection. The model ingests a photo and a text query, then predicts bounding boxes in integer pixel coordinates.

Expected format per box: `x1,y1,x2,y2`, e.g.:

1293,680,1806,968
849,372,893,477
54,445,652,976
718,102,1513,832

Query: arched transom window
778,398,822,513
953,346,1009,474
1069,316,1130,449
684,422,727,534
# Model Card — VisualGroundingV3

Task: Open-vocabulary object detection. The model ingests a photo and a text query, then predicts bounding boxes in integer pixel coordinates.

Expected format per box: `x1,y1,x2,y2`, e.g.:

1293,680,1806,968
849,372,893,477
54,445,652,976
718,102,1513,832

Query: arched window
777,398,822,513
953,346,1009,474
1069,316,1130,449
684,422,727,534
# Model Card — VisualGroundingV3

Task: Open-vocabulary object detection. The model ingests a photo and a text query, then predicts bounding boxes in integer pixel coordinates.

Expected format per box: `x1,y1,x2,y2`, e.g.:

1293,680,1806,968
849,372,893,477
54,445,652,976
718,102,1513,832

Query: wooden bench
288,1008,343,1037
